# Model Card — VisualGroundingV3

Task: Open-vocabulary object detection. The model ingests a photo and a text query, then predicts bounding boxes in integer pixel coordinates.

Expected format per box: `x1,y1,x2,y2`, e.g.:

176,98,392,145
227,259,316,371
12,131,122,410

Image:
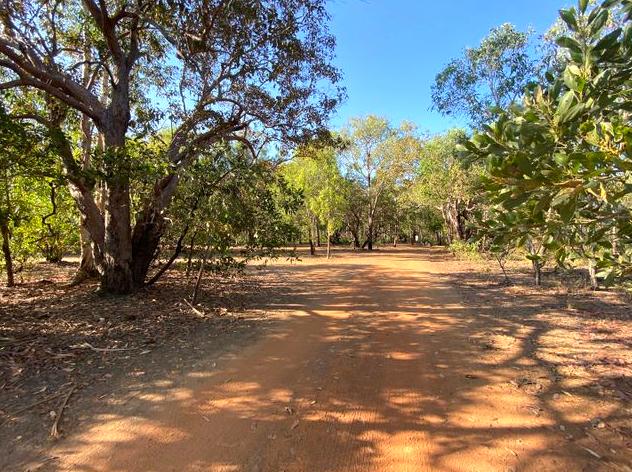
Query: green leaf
589,9,609,35
601,0,620,9
553,153,570,166
551,187,578,222
594,28,622,51
556,36,583,55
560,8,579,31
563,65,584,92
556,91,576,122
624,24,632,46
579,0,589,13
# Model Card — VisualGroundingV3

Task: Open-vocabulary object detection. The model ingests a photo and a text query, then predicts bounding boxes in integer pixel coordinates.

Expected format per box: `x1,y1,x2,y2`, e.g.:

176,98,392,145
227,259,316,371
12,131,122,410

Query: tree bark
435,231,443,246
532,259,542,286
588,259,598,290
326,230,331,259
186,228,199,276
366,219,374,251
192,242,211,306
99,126,135,294
146,222,191,287
1,220,14,287
48,118,106,282
73,41,98,283
351,231,360,249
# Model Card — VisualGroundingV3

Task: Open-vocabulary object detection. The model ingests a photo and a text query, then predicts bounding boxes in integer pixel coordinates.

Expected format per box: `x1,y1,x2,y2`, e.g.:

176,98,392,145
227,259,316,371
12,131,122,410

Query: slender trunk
186,229,199,276
588,259,598,290
326,230,331,259
316,224,321,247
611,227,619,256
350,225,360,249
71,223,98,285
41,182,62,263
145,223,191,287
74,41,98,281
532,259,542,286
1,221,14,287
192,242,211,305
496,253,511,284
526,238,543,287
48,124,105,274
367,214,374,251
308,215,317,255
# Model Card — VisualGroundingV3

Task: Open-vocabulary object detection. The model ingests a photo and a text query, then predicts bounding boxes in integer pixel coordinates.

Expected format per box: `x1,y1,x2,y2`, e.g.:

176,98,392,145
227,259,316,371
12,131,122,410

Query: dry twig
70,342,134,352
183,298,205,317
0,391,67,425
50,384,75,439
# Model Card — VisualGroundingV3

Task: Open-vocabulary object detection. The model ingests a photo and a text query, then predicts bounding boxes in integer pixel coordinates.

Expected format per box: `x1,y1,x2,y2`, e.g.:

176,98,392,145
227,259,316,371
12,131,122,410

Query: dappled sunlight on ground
3,246,624,471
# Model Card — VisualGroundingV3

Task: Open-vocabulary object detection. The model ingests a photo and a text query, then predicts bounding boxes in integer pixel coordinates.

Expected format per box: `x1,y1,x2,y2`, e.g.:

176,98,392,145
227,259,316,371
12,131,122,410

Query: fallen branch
50,384,75,439
183,298,205,317
0,391,67,425
70,342,134,352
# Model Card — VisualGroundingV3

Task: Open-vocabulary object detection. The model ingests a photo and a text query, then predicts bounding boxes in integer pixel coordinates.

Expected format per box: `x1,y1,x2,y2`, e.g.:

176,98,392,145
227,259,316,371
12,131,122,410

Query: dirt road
54,248,603,471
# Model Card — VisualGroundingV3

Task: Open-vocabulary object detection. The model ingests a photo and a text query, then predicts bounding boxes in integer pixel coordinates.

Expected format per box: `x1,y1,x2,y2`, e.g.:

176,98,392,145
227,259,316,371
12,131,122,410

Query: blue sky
326,0,571,134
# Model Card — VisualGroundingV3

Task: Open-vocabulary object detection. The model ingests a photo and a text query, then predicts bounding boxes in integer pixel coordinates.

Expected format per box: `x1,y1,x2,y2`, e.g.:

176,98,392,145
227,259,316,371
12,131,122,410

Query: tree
155,144,300,288
0,106,40,286
464,0,632,287
413,129,482,244
342,179,366,249
0,102,78,286
309,151,347,258
432,23,537,127
0,0,342,293
341,116,419,250
283,145,347,257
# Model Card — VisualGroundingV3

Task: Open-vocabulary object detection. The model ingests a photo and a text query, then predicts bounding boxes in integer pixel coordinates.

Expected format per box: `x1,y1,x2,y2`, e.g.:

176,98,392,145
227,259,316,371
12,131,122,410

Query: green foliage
432,23,537,126
465,0,632,286
411,129,483,243
449,240,483,261
283,144,348,244
163,144,300,273
0,102,78,277
341,116,421,248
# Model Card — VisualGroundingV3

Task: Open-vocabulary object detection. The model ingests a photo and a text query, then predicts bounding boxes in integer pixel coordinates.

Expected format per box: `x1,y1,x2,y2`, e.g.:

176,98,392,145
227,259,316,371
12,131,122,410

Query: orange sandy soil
1,247,631,471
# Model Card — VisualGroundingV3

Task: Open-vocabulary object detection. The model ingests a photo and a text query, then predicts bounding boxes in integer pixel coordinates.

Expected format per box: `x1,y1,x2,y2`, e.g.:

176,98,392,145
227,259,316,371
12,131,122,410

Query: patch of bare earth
1,248,631,472
446,256,632,471
0,262,281,471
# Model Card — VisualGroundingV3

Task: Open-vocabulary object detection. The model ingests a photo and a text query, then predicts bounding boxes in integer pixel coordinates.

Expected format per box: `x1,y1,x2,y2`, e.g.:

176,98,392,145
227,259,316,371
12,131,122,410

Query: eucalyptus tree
432,23,537,127
413,129,482,243
341,116,419,250
0,0,342,293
